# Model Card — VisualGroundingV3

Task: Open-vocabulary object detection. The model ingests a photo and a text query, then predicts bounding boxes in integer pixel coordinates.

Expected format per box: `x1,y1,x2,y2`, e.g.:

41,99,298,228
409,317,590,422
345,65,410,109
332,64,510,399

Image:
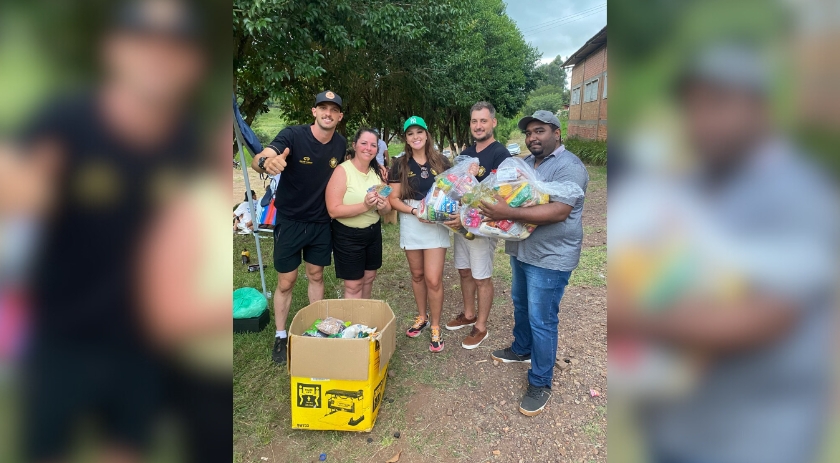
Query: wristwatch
258,156,268,171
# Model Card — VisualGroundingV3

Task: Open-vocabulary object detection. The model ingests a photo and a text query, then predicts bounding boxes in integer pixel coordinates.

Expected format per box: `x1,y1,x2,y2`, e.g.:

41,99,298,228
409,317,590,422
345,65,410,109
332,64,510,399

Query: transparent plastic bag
460,157,585,241
416,156,479,223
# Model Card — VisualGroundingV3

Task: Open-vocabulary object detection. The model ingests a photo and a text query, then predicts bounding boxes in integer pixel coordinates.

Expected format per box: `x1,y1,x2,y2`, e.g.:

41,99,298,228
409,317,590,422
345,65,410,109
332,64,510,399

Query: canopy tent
233,95,269,300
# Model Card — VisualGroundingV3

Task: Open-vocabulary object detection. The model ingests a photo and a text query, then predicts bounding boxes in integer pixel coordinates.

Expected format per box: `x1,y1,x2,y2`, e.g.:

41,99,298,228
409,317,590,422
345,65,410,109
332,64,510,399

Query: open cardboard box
287,299,395,431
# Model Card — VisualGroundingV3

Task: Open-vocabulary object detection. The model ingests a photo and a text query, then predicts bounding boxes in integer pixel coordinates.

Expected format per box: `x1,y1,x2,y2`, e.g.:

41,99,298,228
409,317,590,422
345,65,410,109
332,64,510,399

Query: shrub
564,136,607,166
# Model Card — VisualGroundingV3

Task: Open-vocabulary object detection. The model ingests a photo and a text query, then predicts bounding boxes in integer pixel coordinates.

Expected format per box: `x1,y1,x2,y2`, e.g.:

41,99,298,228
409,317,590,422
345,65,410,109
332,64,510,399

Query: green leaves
234,0,539,146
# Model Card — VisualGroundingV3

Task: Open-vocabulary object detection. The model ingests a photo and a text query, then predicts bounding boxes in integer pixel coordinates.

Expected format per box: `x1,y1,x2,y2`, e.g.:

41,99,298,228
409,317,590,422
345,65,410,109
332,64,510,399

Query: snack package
303,319,328,337
417,156,479,223
316,317,347,336
460,157,585,241
367,184,392,198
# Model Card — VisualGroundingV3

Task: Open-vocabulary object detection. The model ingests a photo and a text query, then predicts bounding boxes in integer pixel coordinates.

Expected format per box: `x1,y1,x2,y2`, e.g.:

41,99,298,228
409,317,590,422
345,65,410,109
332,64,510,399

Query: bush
564,136,607,166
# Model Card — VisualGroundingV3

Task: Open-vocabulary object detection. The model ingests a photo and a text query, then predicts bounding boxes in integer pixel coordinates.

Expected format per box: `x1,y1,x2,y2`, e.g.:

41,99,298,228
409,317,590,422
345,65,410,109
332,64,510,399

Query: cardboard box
288,299,395,432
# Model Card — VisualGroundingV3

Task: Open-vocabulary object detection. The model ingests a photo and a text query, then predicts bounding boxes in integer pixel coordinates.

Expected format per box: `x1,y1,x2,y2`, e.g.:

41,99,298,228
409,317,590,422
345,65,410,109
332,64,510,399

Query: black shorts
273,217,332,273
23,342,160,461
332,220,383,280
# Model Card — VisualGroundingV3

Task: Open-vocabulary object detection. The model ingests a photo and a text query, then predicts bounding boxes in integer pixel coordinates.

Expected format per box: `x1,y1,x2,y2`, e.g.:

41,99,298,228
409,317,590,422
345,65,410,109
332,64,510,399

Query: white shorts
398,199,451,250
453,232,497,280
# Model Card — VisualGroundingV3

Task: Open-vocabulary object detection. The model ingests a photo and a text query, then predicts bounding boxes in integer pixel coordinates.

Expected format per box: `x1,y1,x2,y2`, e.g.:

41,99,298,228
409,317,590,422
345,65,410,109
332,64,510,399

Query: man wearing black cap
251,90,346,365
483,110,589,416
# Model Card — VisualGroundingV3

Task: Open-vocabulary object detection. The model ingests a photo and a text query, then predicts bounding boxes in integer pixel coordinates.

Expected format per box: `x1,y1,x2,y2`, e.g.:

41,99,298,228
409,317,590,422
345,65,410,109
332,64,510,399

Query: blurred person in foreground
609,43,839,463
1,1,231,462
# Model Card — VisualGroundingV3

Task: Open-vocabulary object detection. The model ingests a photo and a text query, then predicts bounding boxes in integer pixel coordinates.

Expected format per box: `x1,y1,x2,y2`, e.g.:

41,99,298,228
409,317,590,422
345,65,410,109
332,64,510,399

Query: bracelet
411,207,417,215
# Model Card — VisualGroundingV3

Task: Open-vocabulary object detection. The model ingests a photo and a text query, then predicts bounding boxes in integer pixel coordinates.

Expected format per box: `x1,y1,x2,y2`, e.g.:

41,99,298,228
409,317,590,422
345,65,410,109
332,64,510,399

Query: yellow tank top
338,160,382,228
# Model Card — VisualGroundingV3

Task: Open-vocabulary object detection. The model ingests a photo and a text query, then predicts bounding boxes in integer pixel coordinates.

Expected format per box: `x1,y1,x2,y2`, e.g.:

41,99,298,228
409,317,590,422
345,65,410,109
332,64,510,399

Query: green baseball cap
403,115,428,132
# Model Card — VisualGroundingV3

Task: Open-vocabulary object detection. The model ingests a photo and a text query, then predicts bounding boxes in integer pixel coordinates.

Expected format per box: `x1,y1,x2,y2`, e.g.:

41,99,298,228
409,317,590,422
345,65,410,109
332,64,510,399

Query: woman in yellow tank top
325,128,391,298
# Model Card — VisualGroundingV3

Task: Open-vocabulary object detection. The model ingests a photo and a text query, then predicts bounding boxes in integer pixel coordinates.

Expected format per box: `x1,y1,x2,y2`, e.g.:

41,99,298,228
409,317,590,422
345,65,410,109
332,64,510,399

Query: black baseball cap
518,110,562,131
314,90,343,110
113,0,202,41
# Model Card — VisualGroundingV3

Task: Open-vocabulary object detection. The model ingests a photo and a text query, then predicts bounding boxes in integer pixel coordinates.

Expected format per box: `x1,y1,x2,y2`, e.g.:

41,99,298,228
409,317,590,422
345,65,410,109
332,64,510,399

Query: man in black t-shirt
251,90,346,365
443,101,511,349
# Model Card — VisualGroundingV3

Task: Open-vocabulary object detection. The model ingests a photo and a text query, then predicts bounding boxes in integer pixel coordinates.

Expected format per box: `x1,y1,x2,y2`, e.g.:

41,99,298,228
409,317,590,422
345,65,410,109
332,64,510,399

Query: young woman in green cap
388,116,451,352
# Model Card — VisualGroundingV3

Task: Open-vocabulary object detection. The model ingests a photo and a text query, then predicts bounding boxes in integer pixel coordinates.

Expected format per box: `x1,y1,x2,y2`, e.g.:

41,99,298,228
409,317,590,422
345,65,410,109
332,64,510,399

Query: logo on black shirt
329,157,338,168
420,167,429,179
478,166,486,177
300,156,313,165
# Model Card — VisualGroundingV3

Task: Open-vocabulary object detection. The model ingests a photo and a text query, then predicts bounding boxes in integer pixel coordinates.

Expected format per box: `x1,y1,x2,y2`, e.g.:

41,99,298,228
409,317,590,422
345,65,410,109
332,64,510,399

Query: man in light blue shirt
481,110,588,416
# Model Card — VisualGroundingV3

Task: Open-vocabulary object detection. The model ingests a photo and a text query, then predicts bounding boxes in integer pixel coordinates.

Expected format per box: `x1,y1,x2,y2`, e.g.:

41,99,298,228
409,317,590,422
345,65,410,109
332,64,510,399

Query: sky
502,0,607,64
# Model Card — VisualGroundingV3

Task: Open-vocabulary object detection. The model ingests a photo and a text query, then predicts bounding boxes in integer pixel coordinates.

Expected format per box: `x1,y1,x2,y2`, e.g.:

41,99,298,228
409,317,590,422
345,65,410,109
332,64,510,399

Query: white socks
276,330,287,339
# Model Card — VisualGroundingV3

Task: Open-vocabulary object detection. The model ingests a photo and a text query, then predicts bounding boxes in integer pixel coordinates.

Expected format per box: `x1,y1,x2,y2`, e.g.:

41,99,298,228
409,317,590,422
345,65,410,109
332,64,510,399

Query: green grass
249,107,287,158
564,137,607,166
581,421,604,445
569,245,607,287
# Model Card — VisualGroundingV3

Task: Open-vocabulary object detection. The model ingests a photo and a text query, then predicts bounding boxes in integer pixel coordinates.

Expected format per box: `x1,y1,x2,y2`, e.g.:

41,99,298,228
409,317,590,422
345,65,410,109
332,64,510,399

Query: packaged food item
367,184,393,198
303,319,328,337
316,317,347,336
417,156,479,223
460,157,585,241
341,324,377,339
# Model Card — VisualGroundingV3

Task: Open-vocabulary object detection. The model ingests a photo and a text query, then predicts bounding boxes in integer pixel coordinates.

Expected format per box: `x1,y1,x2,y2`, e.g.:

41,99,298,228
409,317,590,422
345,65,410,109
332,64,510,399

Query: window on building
603,73,607,99
584,78,599,103
571,86,581,105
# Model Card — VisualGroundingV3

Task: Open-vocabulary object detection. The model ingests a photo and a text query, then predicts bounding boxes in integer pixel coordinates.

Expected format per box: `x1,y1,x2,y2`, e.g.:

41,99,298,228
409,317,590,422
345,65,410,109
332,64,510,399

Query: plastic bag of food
417,156,479,222
341,324,377,339
460,157,584,241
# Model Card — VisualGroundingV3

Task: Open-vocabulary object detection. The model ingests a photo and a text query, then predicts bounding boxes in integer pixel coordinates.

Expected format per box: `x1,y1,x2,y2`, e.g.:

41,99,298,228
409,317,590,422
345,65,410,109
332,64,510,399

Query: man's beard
473,132,492,143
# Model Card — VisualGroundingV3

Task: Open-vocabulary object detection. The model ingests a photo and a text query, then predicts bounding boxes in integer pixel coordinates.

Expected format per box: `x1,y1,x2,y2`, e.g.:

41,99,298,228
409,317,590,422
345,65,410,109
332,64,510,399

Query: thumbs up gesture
264,148,290,175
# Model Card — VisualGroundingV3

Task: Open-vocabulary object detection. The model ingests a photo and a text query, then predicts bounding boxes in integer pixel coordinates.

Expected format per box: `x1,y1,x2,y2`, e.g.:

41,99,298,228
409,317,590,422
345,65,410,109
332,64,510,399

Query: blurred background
0,1,231,462
608,1,838,463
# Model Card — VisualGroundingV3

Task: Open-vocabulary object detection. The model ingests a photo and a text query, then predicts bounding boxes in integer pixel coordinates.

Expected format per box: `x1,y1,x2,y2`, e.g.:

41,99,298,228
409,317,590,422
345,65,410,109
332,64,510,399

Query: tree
534,55,569,89
234,0,539,152
522,93,566,116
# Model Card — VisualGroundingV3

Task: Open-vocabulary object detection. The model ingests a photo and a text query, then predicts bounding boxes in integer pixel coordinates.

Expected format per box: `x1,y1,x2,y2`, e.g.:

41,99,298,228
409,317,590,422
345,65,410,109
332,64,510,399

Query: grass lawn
233,166,607,462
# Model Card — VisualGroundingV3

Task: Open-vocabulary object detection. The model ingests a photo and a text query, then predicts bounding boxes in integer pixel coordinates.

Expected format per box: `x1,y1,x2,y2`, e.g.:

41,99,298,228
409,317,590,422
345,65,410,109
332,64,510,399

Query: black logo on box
297,383,321,408
373,376,384,412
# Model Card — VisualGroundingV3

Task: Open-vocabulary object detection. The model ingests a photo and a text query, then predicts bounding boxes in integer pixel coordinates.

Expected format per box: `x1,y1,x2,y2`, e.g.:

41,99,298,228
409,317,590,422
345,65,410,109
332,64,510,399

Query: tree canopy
234,0,539,149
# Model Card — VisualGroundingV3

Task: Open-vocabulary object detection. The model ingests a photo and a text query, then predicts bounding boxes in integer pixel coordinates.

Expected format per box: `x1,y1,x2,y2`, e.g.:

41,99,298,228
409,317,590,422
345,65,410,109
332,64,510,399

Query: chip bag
460,157,585,241
416,156,479,223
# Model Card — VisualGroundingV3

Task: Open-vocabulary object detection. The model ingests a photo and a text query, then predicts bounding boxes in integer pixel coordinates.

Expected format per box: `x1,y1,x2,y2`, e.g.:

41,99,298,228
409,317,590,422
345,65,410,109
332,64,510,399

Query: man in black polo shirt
251,91,346,364
443,101,510,349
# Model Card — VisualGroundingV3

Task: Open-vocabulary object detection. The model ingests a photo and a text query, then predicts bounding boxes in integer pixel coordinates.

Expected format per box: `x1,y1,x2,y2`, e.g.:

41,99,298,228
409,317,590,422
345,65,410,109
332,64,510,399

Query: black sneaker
406,316,429,338
490,346,531,363
272,337,288,365
519,384,552,416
